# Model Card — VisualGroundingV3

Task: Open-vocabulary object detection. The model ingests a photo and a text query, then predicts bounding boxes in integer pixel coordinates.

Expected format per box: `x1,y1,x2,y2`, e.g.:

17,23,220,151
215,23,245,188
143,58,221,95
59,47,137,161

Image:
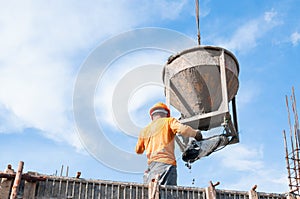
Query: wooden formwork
0,173,287,199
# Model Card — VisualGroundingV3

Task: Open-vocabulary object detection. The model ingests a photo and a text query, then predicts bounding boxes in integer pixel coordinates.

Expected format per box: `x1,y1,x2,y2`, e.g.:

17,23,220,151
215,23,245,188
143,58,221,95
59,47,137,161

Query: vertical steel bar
290,96,299,193
286,95,299,189
58,179,62,196
51,178,56,196
65,179,69,197
292,87,299,134
286,93,299,192
60,165,64,177
293,122,300,191
286,95,294,145
98,183,101,199
291,95,299,151
91,182,95,199
136,185,139,199
66,166,69,177
85,181,89,199
72,180,76,198
105,184,108,199
291,87,300,194
283,130,293,193
123,184,126,199
130,185,132,199
78,181,82,199
111,184,114,199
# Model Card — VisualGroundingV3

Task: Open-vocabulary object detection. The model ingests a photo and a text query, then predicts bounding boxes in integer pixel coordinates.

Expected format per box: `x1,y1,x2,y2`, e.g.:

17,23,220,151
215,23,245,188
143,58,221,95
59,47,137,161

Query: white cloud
291,31,300,46
214,144,287,192
216,10,280,52
199,0,211,17
94,50,169,132
0,49,79,144
224,171,287,193
0,1,187,149
264,10,277,22
217,144,264,172
155,0,188,20
0,103,27,133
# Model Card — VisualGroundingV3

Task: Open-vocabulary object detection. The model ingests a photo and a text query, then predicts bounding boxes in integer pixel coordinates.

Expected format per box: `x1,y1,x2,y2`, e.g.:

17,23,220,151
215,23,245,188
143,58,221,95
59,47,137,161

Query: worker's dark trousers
143,161,177,185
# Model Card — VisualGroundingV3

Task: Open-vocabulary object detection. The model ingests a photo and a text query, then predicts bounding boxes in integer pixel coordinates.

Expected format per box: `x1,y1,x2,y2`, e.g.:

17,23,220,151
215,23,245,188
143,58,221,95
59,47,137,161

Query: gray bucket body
163,46,239,122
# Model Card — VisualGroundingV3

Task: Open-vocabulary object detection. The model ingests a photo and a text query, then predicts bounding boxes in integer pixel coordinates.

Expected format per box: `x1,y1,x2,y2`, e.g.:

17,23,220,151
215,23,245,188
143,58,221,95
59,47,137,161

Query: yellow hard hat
149,102,170,117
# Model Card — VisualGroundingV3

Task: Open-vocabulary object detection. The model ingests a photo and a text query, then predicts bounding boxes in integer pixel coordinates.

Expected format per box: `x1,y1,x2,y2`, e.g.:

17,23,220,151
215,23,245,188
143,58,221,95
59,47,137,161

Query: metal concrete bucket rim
162,45,240,83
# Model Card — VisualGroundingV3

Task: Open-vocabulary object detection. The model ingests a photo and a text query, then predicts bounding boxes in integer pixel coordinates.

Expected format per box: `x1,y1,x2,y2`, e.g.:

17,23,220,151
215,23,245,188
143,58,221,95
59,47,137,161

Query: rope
195,0,201,45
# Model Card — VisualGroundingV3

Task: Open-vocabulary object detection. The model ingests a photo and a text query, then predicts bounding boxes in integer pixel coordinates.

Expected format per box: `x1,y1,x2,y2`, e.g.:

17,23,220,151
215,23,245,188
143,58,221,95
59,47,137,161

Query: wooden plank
0,178,13,199
23,172,38,199
205,181,219,199
148,174,160,199
23,181,36,199
248,185,258,199
0,164,15,199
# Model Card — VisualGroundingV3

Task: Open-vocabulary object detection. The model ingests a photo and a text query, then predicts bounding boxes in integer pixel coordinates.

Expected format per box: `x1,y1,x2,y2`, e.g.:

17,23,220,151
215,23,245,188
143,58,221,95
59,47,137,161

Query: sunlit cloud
215,144,287,192
291,31,300,46
0,0,187,150
217,144,264,172
216,10,280,52
149,0,188,20
94,50,169,129
264,10,277,22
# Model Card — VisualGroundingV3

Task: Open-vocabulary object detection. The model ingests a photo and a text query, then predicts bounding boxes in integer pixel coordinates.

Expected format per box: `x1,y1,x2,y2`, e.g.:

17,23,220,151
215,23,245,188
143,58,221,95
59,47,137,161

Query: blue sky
1,0,300,193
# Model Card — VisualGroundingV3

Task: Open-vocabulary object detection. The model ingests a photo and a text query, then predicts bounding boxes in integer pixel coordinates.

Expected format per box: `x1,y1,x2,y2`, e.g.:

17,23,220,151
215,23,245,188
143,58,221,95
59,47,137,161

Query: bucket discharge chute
163,46,240,164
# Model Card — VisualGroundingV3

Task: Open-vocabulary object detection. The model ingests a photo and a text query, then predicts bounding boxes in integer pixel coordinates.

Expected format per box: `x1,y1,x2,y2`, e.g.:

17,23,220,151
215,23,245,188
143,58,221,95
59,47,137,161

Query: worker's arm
169,118,202,140
135,138,145,154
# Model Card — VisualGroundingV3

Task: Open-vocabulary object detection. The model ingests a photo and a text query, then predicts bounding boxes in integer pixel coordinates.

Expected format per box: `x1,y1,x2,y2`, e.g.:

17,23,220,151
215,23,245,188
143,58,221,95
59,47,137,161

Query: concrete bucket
163,46,239,132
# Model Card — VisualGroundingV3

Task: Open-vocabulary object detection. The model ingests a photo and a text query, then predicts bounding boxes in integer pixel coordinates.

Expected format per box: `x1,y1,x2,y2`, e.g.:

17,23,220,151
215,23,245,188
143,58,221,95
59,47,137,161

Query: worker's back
136,117,178,166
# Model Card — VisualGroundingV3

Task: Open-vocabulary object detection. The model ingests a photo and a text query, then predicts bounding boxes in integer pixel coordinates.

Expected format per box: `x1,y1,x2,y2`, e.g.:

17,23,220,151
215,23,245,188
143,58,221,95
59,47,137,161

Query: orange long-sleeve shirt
135,117,197,166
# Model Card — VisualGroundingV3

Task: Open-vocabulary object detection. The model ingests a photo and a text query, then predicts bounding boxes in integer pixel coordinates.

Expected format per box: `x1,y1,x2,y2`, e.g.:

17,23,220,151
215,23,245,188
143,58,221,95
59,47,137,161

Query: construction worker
135,102,202,186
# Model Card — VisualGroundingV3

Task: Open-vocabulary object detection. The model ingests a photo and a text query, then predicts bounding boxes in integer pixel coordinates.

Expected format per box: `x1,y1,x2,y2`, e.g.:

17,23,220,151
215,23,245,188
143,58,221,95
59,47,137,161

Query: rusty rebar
292,87,299,133
286,95,299,190
10,161,24,199
291,95,299,150
283,130,293,192
291,87,300,193
284,88,300,194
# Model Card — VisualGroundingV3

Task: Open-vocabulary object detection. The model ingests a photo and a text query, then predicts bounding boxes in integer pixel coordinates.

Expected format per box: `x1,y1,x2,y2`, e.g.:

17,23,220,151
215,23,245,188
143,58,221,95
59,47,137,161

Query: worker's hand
194,130,202,141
